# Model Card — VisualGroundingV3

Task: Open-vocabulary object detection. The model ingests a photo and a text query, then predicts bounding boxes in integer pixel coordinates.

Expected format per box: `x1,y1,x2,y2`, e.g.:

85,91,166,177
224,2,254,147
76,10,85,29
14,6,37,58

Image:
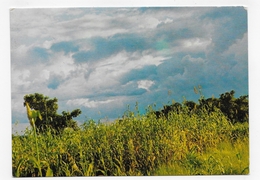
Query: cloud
177,37,212,52
224,32,248,61
67,98,115,108
10,7,248,126
201,7,247,53
78,50,166,96
72,34,152,63
137,80,155,92
120,65,158,84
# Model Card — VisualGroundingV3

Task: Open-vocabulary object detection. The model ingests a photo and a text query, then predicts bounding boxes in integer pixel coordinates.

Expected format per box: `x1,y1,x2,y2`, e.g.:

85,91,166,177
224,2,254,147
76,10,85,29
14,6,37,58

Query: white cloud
182,55,205,63
12,95,26,115
178,38,212,52
56,13,128,40
51,72,87,99
41,69,50,80
137,16,160,30
84,51,166,93
137,80,155,92
163,18,173,24
42,40,54,49
11,68,31,89
224,32,248,61
67,98,115,108
47,52,76,77
135,52,166,67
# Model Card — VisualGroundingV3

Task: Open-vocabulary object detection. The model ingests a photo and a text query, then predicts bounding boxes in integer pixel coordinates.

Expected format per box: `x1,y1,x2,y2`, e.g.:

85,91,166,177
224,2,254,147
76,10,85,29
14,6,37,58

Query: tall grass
12,106,249,176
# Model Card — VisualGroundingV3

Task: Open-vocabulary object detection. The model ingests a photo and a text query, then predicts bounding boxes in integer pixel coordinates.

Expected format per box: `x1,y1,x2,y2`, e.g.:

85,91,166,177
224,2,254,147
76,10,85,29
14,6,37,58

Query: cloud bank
11,7,248,125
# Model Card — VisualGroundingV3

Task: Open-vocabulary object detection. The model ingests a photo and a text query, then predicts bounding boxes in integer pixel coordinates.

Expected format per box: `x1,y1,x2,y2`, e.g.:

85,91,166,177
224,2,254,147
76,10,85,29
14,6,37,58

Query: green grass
152,139,249,175
12,107,249,176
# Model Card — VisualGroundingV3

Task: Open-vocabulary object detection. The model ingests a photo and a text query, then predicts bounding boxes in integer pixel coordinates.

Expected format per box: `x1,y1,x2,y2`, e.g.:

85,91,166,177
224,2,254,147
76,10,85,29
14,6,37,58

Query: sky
10,7,248,133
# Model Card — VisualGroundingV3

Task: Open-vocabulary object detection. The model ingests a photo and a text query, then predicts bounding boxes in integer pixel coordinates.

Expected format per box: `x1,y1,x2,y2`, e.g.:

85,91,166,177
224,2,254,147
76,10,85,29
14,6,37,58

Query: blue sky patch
51,41,79,54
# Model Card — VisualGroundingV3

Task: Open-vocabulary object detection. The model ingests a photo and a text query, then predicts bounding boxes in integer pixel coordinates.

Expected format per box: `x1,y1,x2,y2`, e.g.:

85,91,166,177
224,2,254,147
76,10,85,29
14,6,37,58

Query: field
12,104,249,177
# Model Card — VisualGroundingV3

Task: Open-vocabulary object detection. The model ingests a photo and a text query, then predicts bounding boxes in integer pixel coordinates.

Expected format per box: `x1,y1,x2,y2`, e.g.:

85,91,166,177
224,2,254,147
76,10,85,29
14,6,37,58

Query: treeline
154,90,248,124
23,89,248,135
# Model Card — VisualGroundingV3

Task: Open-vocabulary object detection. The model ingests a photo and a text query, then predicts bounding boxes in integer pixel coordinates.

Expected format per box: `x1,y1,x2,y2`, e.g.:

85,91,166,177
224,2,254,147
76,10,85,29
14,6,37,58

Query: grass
12,106,249,176
153,139,249,175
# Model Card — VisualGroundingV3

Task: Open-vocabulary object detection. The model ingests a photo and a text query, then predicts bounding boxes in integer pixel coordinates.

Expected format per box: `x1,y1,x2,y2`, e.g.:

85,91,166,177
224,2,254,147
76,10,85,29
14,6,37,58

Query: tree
234,95,249,123
199,90,248,124
153,89,248,124
219,90,238,123
219,91,248,123
198,97,221,113
24,93,81,134
183,100,197,112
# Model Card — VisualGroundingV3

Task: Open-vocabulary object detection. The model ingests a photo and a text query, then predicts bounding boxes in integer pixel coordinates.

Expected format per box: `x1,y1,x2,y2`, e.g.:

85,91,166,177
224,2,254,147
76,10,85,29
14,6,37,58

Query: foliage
24,93,81,134
155,89,249,124
13,94,249,176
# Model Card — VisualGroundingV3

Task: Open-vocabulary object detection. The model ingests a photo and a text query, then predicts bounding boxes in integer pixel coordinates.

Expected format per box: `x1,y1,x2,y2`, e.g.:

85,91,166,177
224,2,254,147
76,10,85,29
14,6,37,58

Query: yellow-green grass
12,107,249,177
152,138,249,175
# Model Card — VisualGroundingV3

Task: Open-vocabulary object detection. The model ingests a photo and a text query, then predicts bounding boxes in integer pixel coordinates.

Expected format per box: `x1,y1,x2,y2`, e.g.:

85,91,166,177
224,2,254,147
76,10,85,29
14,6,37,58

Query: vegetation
155,88,248,124
23,93,81,134
12,90,249,176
